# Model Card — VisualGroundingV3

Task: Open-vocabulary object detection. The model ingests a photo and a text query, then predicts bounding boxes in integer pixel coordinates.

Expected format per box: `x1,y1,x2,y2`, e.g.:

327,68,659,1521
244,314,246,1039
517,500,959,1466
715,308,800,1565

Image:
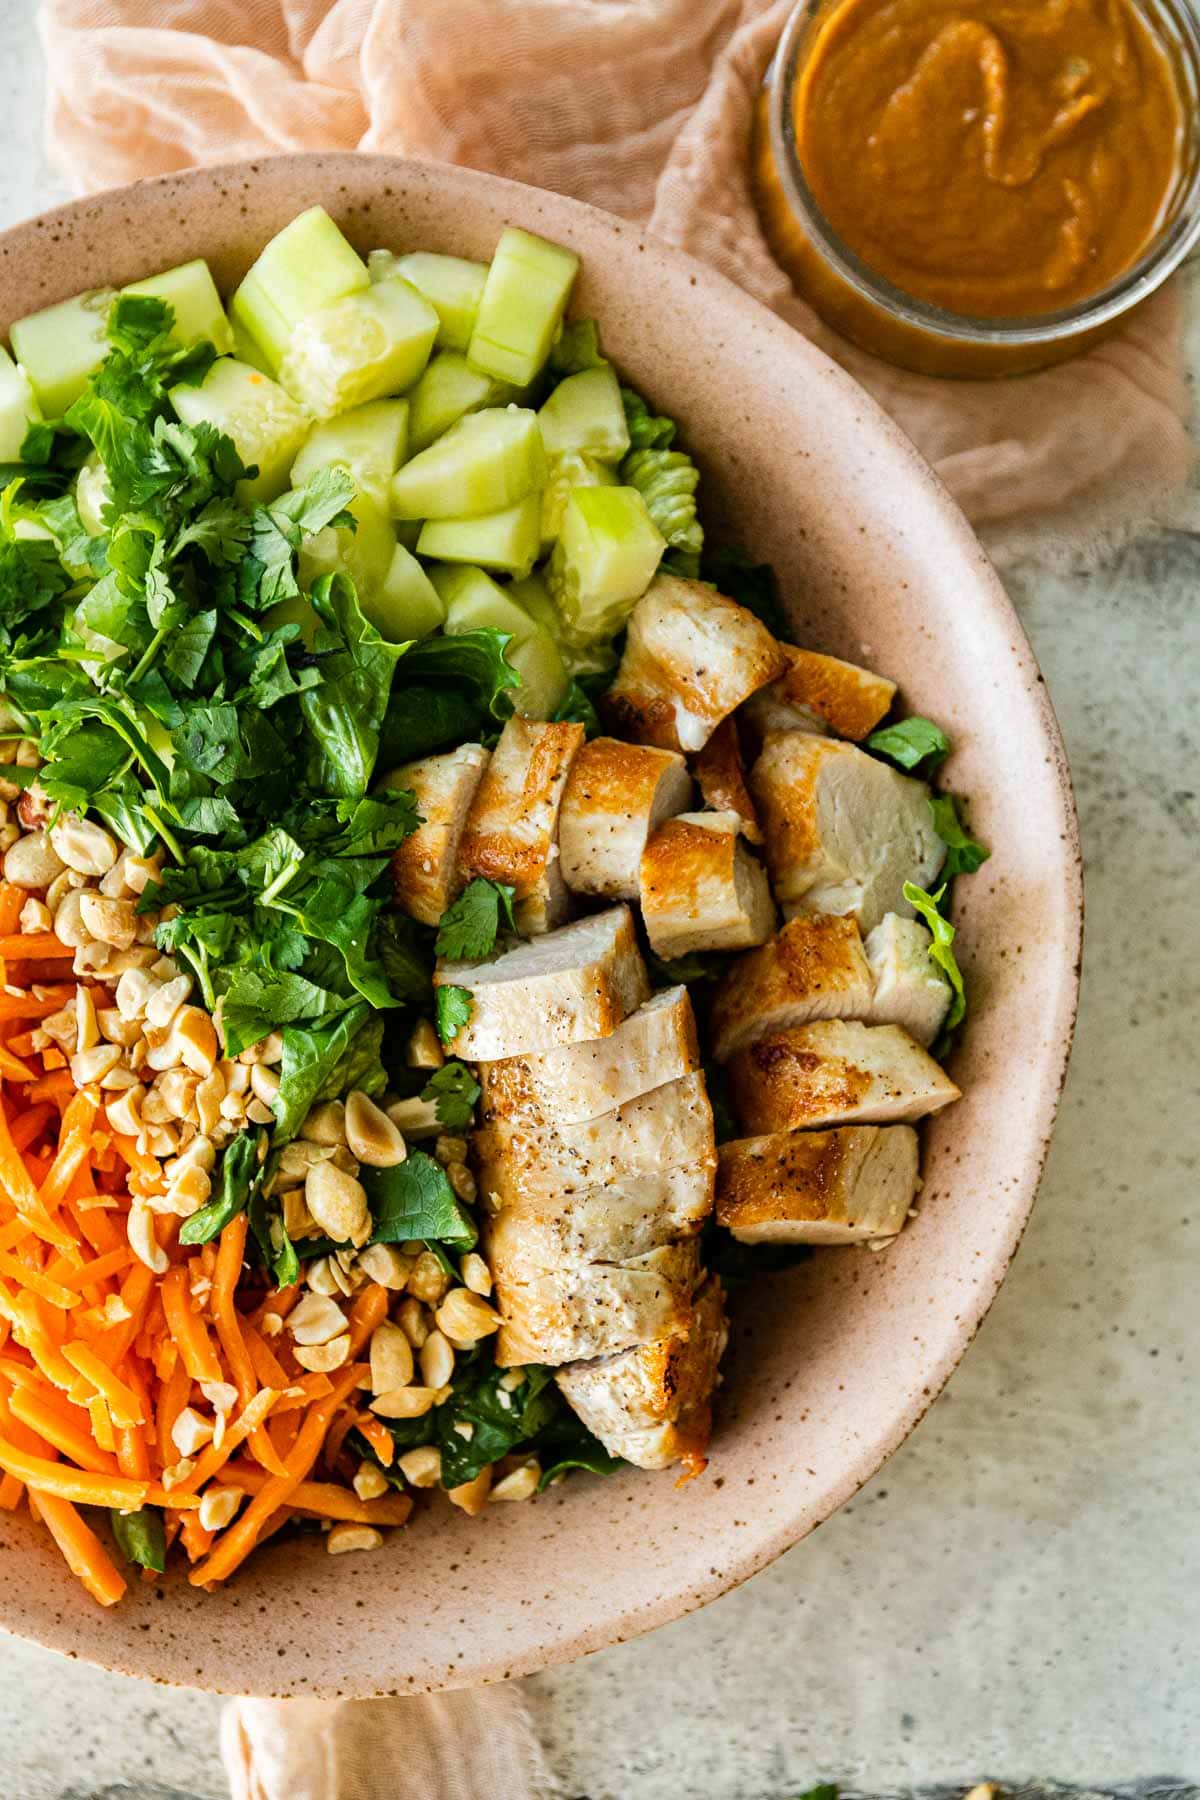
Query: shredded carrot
34,1494,127,1607
60,1343,145,1429
156,1357,192,1466
0,1434,152,1509
25,1069,75,1108
161,1267,223,1385
8,1385,121,1475
48,1246,131,1292
320,1403,359,1472
172,1387,280,1497
212,1217,256,1405
0,884,27,937
241,1320,292,1391
222,1461,413,1527
248,1424,291,1479
354,1414,395,1468
0,1471,23,1508
0,934,73,961
36,1092,98,1212
0,992,73,1022
0,1096,74,1252
9,1103,54,1154
189,1364,367,1588
87,1395,117,1453
115,1420,151,1483
0,1250,80,1311
179,1512,215,1563
0,1045,35,1082
111,1133,161,1185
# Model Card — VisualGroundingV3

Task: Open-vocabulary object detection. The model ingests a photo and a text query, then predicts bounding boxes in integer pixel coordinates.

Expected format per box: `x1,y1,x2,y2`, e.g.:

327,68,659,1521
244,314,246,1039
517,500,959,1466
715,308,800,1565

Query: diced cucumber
431,563,567,719
278,278,439,418
539,451,617,551
361,542,445,641
408,352,503,455
538,365,629,463
394,519,422,549
231,315,274,376
170,357,310,504
123,259,234,354
0,347,40,462
75,452,110,535
298,490,396,601
547,485,665,646
10,288,116,418
264,591,321,649
468,227,579,386
389,252,488,352
416,494,540,578
231,207,370,372
390,406,547,519
291,399,409,506
507,573,563,644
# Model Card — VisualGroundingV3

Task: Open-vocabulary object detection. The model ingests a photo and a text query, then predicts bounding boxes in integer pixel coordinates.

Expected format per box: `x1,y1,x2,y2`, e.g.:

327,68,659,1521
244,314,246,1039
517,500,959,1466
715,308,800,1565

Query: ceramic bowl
0,155,1081,1696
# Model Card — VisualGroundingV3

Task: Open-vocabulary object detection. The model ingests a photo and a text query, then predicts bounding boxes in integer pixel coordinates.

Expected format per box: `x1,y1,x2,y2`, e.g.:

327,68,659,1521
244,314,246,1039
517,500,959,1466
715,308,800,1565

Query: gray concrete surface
0,4,1196,1794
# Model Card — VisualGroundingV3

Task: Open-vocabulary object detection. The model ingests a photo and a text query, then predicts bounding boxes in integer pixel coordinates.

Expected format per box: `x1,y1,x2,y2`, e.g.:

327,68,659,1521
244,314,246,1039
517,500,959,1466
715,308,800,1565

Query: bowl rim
0,152,1083,1696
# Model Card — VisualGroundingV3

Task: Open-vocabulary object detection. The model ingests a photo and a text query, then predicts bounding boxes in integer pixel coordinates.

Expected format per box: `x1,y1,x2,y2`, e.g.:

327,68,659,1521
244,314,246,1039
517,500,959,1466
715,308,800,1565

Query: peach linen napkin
38,0,1197,572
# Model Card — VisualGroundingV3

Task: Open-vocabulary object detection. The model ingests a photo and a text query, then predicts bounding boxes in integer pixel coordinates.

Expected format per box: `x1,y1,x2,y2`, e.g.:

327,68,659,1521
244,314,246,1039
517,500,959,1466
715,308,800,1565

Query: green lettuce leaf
929,794,989,877
902,880,966,1036
867,715,950,773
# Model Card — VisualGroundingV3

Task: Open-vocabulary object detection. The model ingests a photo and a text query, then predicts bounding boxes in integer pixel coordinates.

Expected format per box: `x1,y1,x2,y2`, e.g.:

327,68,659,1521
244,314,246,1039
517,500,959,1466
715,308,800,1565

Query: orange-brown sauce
791,0,1183,318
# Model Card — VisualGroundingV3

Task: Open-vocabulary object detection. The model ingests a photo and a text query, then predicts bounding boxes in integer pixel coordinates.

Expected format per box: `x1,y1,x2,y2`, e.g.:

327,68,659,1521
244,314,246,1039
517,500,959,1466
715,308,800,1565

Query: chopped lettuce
902,880,967,1036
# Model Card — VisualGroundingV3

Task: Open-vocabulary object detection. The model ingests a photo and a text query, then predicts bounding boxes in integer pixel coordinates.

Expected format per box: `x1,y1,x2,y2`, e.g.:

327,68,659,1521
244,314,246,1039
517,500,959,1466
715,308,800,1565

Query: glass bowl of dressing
753,0,1200,376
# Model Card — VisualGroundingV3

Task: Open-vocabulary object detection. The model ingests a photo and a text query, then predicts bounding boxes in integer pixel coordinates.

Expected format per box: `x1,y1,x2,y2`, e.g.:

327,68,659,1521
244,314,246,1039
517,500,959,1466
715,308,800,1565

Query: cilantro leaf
902,881,966,1036
434,878,516,960
110,1506,166,1574
435,984,473,1047
0,529,70,635
867,715,950,773
422,1061,480,1130
929,794,990,877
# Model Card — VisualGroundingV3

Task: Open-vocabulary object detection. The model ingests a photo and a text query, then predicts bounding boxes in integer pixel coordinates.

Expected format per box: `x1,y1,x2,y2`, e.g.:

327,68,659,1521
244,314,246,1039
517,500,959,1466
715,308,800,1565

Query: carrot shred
346,1284,390,1356
212,1217,256,1405
0,884,27,937
156,1357,192,1466
222,1461,413,1528
0,1434,151,1509
61,1344,145,1428
87,1395,117,1454
25,1069,75,1108
48,1246,131,1292
8,1103,54,1153
0,1096,75,1252
189,1364,367,1588
0,1471,23,1508
240,1320,292,1391
0,992,74,1022
34,1494,127,1607
0,934,73,961
115,1420,151,1483
161,1267,223,1385
179,1512,215,1563
0,1046,35,1082
8,1385,121,1475
0,1250,81,1311
111,1133,161,1185
171,1387,280,1496
354,1415,395,1468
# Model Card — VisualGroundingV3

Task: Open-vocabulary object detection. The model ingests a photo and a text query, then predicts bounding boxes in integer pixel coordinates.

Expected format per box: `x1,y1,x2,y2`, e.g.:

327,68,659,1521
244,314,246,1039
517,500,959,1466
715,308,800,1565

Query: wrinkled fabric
39,0,1195,570
221,1686,558,1800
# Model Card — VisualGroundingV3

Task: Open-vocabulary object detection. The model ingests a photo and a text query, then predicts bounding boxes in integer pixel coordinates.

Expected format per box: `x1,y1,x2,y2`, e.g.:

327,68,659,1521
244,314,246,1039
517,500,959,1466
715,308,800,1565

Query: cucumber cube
362,542,445,642
548,485,665,646
468,227,579,386
10,287,116,419
540,451,617,551
278,278,439,418
538,365,629,464
0,347,40,461
123,259,234,354
74,452,110,535
231,315,274,376
432,563,567,719
231,207,370,372
298,490,396,602
170,357,310,504
416,494,540,578
390,252,488,351
507,572,564,645
408,352,504,454
390,406,547,520
291,399,409,506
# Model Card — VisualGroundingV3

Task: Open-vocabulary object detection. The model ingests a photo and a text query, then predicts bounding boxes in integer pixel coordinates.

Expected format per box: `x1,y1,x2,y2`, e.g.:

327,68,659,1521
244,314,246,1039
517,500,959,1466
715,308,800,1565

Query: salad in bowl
0,205,985,1603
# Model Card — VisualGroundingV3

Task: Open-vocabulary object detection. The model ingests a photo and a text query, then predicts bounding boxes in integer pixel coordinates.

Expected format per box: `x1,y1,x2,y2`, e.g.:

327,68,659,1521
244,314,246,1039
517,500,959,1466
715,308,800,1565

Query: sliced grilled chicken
726,1019,960,1133
476,1070,715,1203
556,1276,728,1472
494,1237,703,1367
749,733,944,933
709,914,874,1061
558,736,691,899
717,1124,920,1244
457,715,585,935
434,904,649,1060
742,644,895,744
478,985,699,1125
691,717,762,842
483,1164,713,1272
383,744,490,927
640,811,776,958
864,913,953,1047
604,574,787,753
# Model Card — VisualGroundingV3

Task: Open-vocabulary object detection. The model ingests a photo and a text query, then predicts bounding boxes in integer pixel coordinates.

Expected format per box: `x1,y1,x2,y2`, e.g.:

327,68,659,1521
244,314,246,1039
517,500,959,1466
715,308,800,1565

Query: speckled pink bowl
0,156,1081,1697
